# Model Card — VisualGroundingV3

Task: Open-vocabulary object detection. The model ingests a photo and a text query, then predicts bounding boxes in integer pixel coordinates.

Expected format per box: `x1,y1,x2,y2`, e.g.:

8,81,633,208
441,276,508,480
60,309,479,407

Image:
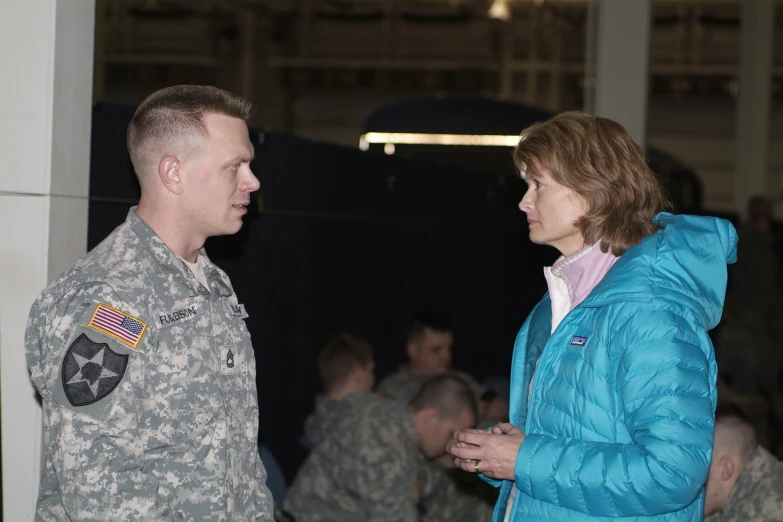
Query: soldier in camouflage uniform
376,312,497,522
376,312,484,405
302,333,375,448
416,453,494,522
705,406,783,521
283,375,477,522
25,85,274,521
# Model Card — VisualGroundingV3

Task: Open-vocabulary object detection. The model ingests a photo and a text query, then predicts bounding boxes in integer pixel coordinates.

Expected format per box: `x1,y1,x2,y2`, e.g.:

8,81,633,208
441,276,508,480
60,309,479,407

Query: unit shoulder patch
61,333,128,407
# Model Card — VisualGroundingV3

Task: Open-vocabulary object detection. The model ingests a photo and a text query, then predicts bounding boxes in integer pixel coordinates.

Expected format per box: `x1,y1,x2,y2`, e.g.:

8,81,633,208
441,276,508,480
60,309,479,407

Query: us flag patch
88,304,147,349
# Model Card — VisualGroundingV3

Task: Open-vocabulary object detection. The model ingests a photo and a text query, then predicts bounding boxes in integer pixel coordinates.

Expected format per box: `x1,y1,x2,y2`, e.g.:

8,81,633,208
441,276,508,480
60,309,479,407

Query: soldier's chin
214,222,243,237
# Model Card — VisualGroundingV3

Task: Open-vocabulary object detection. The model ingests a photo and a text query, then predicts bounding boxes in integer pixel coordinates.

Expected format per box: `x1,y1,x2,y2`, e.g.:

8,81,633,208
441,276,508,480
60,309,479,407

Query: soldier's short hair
317,333,374,394
409,374,478,422
714,403,757,460
406,311,452,344
127,85,252,175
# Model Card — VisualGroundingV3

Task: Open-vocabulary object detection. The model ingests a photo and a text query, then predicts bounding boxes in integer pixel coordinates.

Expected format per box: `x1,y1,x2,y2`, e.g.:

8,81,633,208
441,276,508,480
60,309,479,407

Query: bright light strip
361,132,520,147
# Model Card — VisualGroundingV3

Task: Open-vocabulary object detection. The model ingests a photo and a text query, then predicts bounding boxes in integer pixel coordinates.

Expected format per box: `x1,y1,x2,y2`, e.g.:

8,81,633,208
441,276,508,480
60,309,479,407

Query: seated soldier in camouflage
283,375,477,522
705,405,783,521
378,311,483,403
377,312,498,522
302,333,376,448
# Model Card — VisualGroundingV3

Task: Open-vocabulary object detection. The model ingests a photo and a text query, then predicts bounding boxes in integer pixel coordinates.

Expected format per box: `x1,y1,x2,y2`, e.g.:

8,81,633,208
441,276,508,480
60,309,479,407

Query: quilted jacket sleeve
513,309,715,517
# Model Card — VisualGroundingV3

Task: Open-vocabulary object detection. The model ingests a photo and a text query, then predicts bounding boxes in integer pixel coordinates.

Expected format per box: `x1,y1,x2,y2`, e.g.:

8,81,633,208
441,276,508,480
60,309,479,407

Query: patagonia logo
155,304,203,329
570,336,588,346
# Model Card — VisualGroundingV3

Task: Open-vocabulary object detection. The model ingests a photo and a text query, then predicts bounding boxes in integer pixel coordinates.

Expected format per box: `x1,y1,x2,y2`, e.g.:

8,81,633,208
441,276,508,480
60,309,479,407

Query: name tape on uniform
155,304,204,329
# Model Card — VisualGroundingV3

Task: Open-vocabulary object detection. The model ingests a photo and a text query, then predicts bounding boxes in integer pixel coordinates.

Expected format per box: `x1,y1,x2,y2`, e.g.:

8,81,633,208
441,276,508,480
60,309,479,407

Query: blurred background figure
379,312,460,400
705,405,783,521
283,375,477,522
478,376,511,429
377,312,498,520
301,333,376,449
715,194,783,449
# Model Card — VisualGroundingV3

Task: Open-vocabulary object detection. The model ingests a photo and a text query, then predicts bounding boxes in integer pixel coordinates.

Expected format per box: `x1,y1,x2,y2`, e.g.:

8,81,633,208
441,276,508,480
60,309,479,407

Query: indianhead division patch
61,333,128,407
88,303,147,349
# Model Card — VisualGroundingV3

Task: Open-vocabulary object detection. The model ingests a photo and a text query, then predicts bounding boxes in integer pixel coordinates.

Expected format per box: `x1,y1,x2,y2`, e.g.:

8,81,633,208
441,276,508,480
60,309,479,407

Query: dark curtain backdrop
88,102,557,482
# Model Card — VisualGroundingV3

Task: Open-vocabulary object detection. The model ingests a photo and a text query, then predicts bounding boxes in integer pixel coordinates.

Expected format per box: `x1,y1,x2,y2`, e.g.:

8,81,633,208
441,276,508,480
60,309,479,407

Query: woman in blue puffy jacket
447,111,737,521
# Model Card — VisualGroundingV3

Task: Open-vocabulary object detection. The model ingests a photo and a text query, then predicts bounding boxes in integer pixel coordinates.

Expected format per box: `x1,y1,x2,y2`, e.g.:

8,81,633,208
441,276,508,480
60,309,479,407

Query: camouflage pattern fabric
283,393,421,522
707,446,783,521
377,366,493,522
25,208,274,521
417,456,494,522
377,367,483,404
303,395,342,447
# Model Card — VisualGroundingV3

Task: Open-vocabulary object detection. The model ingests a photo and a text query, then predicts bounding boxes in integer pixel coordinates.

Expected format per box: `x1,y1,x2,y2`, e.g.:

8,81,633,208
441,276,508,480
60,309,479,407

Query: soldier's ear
159,154,184,195
423,408,439,425
406,340,418,361
719,455,735,481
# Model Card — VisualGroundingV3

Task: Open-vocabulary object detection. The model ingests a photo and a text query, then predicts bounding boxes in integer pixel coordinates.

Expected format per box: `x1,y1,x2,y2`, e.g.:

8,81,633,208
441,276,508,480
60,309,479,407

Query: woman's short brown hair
514,111,672,256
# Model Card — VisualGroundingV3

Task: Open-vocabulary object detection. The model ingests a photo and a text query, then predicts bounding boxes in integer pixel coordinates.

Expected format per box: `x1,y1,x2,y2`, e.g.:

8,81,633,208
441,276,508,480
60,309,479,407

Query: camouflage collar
724,446,778,511
126,207,232,297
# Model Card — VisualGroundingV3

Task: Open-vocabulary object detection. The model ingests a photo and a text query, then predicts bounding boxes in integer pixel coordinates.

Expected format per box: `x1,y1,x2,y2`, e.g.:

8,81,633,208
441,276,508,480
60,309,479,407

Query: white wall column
0,1,95,520
593,0,651,148
734,0,774,217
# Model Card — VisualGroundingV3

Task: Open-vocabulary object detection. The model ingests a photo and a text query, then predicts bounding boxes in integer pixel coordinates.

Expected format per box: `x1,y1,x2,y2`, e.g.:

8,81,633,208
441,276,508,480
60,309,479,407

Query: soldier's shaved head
127,85,251,188
409,374,478,422
713,407,757,463
409,375,478,459
704,405,758,517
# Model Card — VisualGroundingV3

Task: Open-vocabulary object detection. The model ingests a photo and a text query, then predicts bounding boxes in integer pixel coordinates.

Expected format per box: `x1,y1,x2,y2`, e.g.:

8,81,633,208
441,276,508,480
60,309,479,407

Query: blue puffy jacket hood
584,213,738,330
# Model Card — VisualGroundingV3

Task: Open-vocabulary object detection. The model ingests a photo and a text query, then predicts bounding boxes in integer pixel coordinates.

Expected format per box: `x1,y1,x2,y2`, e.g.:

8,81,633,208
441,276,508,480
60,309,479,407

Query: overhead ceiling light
360,132,520,147
488,0,511,21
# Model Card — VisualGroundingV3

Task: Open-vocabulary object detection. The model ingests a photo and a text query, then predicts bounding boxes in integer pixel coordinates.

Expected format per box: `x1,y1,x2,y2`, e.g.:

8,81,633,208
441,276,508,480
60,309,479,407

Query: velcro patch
88,303,147,349
229,303,249,319
62,333,128,407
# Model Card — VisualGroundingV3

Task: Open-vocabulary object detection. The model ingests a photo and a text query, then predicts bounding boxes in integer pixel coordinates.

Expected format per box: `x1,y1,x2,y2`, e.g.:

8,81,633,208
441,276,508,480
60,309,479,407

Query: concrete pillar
734,0,774,217
0,1,94,520
583,0,599,115
93,0,106,101
594,0,651,147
